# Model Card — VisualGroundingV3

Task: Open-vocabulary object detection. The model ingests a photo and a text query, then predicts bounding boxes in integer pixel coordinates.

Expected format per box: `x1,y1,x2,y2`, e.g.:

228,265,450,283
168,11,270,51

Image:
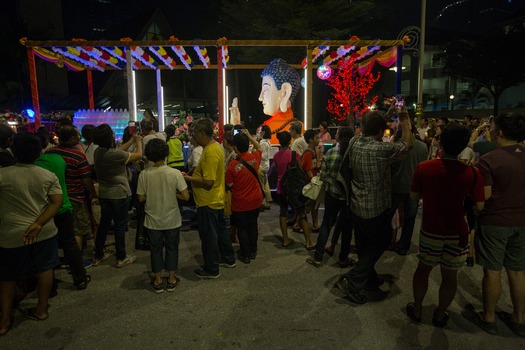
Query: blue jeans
147,228,180,273
388,193,419,253
344,210,391,293
314,193,353,261
197,206,235,274
95,197,131,261
233,209,260,258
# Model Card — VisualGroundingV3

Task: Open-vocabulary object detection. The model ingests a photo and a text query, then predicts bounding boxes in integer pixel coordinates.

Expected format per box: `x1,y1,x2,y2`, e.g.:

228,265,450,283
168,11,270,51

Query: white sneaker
92,249,115,267
115,255,136,268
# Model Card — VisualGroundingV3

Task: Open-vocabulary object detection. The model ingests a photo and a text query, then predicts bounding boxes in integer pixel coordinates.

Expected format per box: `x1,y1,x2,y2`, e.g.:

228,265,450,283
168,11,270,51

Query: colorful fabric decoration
101,46,126,62
193,44,210,68
35,50,84,72
51,46,105,71
169,36,193,70
356,46,398,75
131,46,158,69
218,37,229,68
149,46,176,69
301,43,330,68
72,38,121,69
321,35,360,66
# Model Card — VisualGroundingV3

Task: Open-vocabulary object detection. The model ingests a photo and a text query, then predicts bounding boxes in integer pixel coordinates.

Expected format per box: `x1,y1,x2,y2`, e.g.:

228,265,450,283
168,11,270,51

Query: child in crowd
137,139,189,293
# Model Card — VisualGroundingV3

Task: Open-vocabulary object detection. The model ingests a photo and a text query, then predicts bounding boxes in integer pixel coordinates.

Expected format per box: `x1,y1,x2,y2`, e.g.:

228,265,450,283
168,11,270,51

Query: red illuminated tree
326,57,380,123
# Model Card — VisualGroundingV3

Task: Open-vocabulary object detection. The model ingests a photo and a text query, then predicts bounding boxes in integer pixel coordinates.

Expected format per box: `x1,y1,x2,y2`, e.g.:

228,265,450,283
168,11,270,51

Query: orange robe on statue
263,109,296,145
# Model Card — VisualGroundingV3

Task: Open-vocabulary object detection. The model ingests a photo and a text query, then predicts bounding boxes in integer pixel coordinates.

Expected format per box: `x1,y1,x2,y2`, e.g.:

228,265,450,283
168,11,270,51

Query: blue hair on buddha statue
261,58,301,102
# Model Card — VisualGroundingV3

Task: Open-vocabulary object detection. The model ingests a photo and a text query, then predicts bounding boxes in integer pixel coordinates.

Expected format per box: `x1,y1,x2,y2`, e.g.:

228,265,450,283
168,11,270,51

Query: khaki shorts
71,200,92,236
417,229,468,269
475,224,525,271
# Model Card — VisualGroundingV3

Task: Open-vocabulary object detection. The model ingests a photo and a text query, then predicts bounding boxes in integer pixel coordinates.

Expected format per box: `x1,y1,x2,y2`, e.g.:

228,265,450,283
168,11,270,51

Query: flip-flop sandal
281,239,295,248
462,306,498,335
345,291,368,305
496,311,525,337
311,226,320,233
292,227,304,234
406,302,422,323
19,307,48,321
432,309,449,328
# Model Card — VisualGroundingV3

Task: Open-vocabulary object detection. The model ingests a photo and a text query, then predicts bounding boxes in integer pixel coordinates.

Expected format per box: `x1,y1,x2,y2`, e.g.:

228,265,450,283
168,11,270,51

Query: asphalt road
1,205,524,349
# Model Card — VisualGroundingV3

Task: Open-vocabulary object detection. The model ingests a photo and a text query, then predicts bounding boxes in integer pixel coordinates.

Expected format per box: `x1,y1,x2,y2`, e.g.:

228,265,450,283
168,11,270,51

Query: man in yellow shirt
184,119,236,278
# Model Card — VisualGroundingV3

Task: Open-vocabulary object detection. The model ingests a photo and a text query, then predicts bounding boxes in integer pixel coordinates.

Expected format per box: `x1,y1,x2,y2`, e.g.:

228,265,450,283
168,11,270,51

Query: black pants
314,192,353,261
233,209,260,258
344,210,391,293
54,210,87,284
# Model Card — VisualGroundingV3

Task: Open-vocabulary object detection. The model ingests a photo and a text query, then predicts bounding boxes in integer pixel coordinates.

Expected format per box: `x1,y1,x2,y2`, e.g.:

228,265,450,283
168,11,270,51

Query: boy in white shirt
137,139,189,293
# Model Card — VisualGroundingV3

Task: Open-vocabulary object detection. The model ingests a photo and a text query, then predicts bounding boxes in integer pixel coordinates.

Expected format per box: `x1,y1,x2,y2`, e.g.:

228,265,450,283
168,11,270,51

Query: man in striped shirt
46,125,97,252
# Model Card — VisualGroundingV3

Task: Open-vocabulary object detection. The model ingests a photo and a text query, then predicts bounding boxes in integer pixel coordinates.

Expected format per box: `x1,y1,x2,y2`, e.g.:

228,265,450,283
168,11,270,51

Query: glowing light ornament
317,64,332,80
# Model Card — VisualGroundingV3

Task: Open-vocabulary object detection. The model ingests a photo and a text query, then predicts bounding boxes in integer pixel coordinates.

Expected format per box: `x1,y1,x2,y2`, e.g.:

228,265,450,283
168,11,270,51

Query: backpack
281,151,309,210
335,136,359,210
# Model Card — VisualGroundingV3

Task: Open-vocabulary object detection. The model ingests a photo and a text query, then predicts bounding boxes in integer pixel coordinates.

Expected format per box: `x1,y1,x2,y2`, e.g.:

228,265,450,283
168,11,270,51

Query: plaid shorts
417,229,468,269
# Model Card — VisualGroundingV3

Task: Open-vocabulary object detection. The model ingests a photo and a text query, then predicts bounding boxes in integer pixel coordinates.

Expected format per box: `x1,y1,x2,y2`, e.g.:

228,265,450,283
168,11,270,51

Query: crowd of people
1,55,525,338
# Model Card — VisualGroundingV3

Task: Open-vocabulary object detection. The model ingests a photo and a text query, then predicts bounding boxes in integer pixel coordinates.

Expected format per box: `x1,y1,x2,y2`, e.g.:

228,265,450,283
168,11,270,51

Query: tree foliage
442,30,525,116
218,0,375,63
326,58,380,122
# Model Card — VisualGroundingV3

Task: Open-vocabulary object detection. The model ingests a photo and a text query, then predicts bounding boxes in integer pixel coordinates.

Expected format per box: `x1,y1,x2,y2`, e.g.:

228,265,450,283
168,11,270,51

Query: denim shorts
475,224,525,271
0,237,60,281
417,229,468,269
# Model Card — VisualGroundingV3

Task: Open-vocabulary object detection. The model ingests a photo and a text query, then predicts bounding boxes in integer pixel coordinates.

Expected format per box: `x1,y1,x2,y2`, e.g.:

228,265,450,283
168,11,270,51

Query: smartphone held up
128,121,140,135
394,94,405,110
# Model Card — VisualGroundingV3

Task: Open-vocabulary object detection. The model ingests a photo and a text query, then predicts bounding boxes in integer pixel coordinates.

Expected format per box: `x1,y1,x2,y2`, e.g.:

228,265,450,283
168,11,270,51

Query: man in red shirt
407,124,485,327
225,130,263,264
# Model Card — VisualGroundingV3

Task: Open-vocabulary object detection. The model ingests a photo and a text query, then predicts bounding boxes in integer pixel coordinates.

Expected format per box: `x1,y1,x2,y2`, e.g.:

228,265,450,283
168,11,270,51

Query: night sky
3,0,524,121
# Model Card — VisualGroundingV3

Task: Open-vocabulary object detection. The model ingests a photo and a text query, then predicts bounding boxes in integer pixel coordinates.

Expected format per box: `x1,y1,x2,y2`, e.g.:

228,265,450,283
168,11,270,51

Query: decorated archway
20,37,406,134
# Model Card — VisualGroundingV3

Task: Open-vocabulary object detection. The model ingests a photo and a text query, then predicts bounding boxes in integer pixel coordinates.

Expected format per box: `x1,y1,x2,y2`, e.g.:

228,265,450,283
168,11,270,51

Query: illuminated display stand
73,108,143,141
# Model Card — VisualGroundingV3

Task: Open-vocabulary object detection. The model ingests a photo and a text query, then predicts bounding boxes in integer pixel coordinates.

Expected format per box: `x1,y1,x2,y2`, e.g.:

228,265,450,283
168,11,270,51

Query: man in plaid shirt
337,109,413,304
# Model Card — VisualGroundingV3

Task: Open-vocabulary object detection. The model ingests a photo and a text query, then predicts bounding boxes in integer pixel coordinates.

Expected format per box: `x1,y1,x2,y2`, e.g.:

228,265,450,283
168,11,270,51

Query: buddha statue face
258,76,281,116
258,58,301,117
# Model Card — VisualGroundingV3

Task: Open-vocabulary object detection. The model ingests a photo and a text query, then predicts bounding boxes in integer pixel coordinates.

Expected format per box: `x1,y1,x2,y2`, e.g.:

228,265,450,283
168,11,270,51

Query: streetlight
449,94,455,110
418,0,427,109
